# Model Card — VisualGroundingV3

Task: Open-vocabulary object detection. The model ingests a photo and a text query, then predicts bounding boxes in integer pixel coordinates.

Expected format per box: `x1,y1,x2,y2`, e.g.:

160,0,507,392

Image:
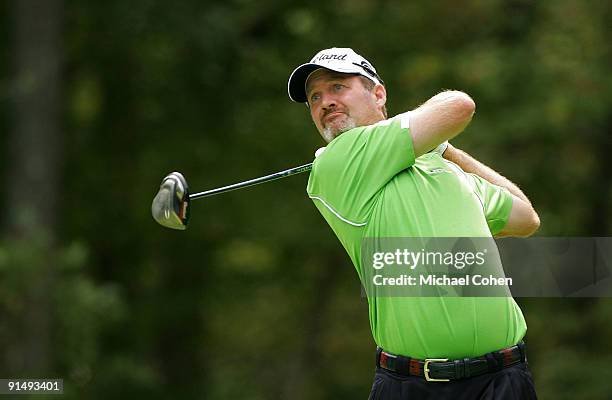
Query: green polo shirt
307,112,526,359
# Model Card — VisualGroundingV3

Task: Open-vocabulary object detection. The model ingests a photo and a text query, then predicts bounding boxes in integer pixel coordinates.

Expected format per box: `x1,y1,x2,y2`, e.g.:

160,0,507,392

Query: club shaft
189,163,313,200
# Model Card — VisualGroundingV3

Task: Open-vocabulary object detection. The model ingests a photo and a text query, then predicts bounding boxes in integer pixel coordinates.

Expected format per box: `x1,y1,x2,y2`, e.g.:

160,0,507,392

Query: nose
320,92,337,110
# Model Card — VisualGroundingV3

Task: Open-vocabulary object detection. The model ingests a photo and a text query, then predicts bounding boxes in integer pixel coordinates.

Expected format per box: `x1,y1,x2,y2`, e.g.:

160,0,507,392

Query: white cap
287,47,384,103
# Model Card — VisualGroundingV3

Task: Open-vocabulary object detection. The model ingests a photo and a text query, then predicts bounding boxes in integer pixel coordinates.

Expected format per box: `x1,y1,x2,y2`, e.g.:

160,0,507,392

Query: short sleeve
468,173,514,235
307,113,415,225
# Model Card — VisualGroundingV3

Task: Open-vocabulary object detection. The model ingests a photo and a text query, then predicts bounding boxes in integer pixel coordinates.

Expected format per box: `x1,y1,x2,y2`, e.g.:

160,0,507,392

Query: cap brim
288,63,322,103
288,62,382,103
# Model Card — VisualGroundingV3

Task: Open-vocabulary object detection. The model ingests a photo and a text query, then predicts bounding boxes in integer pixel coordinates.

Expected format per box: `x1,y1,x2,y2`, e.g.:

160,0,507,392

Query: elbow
449,91,476,120
518,212,541,237
444,91,476,138
528,212,541,236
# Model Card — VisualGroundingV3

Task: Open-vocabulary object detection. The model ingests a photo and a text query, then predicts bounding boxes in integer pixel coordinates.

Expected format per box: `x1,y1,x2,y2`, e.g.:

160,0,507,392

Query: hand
430,141,449,156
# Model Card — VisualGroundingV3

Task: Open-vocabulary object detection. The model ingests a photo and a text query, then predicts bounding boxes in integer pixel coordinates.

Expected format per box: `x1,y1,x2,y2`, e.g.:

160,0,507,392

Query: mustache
321,107,347,122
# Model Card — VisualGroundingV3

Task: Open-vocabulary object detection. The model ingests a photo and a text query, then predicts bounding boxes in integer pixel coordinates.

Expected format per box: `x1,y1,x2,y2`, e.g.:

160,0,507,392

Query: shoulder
378,111,411,130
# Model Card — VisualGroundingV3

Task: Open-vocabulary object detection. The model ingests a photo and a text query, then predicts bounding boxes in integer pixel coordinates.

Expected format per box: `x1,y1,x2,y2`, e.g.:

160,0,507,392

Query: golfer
288,48,540,399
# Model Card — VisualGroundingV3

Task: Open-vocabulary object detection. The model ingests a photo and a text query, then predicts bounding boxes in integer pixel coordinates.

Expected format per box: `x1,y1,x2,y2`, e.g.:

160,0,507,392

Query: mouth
322,111,346,125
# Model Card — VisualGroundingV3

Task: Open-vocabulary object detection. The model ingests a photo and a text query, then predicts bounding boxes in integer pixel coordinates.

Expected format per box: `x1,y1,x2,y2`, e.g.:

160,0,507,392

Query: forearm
410,91,475,157
443,144,532,205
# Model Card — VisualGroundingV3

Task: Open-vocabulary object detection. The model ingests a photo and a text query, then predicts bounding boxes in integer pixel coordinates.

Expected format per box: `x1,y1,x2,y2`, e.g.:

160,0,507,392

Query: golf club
151,163,313,230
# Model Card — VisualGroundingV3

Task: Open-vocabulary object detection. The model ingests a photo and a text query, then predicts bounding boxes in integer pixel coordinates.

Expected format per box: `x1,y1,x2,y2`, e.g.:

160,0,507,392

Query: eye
310,93,321,103
333,83,344,91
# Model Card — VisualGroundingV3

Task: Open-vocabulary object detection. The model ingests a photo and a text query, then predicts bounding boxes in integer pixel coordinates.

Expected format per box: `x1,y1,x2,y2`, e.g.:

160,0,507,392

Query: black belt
376,341,527,382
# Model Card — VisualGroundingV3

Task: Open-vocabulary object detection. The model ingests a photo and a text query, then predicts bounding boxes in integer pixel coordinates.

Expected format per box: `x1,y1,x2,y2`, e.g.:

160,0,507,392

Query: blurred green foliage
1,0,611,398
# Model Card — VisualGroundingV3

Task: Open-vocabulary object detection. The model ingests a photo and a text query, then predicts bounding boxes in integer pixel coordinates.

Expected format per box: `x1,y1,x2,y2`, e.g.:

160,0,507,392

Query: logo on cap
312,53,348,63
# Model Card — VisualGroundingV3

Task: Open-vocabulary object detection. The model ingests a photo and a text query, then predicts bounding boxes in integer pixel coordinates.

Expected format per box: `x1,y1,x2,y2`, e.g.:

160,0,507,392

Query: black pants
368,362,537,400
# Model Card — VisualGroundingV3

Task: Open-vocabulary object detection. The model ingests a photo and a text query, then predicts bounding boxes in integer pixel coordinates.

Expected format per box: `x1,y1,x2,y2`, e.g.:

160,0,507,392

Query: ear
374,84,387,107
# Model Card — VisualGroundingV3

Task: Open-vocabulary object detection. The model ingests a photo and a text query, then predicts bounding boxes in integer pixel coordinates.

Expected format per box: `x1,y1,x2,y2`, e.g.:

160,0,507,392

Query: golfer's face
306,70,381,143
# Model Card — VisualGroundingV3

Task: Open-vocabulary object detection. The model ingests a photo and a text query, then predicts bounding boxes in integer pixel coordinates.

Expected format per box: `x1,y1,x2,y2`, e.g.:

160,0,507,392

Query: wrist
441,143,458,160
431,141,449,156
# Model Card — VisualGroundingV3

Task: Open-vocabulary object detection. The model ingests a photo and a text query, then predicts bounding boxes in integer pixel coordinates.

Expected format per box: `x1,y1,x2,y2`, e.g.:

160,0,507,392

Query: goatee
322,118,356,143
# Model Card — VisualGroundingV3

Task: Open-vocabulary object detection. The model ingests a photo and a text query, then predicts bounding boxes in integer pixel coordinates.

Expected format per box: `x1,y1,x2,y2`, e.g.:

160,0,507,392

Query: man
288,48,540,399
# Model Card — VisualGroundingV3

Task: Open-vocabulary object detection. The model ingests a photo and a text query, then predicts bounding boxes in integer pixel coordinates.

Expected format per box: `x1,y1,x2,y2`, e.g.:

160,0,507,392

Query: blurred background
0,0,611,398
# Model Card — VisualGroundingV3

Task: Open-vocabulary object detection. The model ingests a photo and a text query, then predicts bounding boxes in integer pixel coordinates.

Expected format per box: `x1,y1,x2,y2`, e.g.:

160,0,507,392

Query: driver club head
151,172,190,230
